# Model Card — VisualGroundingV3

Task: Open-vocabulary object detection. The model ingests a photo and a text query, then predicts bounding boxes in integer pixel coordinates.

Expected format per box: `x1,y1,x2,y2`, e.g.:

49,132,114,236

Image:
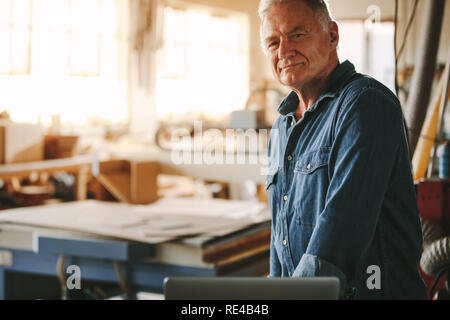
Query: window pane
71,0,100,32
367,22,395,92
0,28,10,73
11,28,30,73
338,20,395,93
100,0,117,36
70,0,101,75
12,0,31,28
338,21,365,74
0,0,11,26
31,27,69,75
156,6,249,120
0,0,129,125
70,32,99,75
100,35,118,77
32,0,69,31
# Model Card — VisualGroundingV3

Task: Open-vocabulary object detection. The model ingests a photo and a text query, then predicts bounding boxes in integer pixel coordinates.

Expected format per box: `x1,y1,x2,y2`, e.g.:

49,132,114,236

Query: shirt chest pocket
293,147,331,227
294,147,330,174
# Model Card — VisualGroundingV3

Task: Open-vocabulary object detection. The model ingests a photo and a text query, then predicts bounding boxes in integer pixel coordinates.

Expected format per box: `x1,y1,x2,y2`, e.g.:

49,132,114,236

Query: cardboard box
0,120,44,164
96,160,159,204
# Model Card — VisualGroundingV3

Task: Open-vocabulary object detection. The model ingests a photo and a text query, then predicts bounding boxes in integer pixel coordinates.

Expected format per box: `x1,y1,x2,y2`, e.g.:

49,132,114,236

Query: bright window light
338,20,396,93
156,5,250,121
0,0,130,126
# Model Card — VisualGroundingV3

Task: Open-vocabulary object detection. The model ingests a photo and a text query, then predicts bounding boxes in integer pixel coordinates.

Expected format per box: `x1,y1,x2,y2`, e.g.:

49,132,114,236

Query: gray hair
258,0,333,29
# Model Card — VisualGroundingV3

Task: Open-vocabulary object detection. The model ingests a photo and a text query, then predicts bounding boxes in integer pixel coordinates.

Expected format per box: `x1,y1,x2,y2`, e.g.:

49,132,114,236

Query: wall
329,0,396,20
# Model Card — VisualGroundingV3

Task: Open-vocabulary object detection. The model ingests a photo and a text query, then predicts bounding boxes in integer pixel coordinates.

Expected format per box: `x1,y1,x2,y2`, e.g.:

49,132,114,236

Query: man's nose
278,38,295,59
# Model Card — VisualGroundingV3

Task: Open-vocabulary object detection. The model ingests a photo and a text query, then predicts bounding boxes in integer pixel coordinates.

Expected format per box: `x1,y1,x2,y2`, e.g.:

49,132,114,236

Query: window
0,0,130,125
0,0,32,74
338,20,396,93
155,5,250,121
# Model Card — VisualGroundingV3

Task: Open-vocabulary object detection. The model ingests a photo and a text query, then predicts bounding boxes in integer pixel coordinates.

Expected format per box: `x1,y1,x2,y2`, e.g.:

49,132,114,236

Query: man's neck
293,59,339,121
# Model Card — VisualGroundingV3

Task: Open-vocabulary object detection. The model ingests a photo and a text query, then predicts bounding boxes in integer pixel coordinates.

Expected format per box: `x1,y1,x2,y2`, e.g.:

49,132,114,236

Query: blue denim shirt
266,60,426,299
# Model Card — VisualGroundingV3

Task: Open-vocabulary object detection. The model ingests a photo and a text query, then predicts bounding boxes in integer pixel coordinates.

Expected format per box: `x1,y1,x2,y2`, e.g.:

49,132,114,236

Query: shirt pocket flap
265,169,279,190
294,147,330,174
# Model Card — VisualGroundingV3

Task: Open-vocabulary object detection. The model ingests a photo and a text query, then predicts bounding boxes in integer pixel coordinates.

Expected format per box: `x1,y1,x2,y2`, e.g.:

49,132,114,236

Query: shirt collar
277,60,357,116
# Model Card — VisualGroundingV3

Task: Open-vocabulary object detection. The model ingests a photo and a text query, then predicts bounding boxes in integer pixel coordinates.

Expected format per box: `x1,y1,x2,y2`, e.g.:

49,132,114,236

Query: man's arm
292,86,404,297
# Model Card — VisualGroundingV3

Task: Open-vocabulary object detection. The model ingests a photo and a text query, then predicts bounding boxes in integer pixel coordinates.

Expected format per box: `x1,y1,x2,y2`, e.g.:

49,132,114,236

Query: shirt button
287,155,293,161
283,195,288,201
291,121,295,126
283,239,287,246
307,163,312,169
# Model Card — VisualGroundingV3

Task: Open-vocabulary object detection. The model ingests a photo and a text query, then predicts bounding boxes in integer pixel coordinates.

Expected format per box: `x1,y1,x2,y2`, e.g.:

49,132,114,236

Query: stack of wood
44,135,79,159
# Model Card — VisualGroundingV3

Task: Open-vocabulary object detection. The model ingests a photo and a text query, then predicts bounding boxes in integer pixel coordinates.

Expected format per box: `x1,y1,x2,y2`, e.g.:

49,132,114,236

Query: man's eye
293,33,303,38
268,42,278,49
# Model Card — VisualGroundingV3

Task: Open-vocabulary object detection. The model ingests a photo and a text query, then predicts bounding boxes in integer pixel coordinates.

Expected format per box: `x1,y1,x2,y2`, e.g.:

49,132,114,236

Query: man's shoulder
335,74,403,120
341,74,400,107
329,74,406,133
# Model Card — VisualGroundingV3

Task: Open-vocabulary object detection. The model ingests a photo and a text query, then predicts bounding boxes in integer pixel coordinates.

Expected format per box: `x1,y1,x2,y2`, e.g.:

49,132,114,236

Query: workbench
0,201,271,300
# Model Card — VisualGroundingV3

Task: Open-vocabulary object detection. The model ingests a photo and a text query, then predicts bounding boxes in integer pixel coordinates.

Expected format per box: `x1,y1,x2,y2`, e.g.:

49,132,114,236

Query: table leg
75,165,89,201
0,267,7,300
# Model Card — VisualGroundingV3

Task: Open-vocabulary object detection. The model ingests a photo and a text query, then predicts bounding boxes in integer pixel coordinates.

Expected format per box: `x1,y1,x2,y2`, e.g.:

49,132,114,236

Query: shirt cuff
292,253,354,299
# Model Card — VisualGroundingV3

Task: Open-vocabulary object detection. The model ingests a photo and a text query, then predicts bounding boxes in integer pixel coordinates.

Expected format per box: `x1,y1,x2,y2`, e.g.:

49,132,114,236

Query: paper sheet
0,199,270,244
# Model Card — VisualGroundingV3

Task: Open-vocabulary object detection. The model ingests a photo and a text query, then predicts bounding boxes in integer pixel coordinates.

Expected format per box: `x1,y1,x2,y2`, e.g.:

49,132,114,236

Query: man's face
261,1,338,90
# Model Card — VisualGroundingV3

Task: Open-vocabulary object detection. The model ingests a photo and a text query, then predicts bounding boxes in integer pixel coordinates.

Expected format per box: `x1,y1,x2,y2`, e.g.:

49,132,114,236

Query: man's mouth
280,62,304,72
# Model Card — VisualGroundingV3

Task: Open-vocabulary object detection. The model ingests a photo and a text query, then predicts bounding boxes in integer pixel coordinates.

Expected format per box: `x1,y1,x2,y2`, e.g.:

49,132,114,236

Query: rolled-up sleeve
292,87,403,297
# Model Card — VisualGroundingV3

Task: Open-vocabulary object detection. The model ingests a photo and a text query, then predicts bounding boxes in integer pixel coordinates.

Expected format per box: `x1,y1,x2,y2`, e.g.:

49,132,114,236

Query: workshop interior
0,0,449,300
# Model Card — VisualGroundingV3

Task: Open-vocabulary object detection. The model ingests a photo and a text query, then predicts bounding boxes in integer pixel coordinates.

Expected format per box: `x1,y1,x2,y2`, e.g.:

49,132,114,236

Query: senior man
261,0,426,299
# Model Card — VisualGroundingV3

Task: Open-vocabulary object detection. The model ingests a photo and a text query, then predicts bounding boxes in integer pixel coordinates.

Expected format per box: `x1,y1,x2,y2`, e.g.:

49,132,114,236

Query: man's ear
328,21,339,48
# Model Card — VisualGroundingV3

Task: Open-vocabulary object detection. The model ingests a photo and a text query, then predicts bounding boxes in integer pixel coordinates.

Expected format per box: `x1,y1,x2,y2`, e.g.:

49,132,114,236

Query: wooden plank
99,160,130,173
0,126,4,164
216,250,270,276
130,161,159,204
75,164,90,201
0,156,93,181
97,172,131,203
412,64,449,181
202,228,271,263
